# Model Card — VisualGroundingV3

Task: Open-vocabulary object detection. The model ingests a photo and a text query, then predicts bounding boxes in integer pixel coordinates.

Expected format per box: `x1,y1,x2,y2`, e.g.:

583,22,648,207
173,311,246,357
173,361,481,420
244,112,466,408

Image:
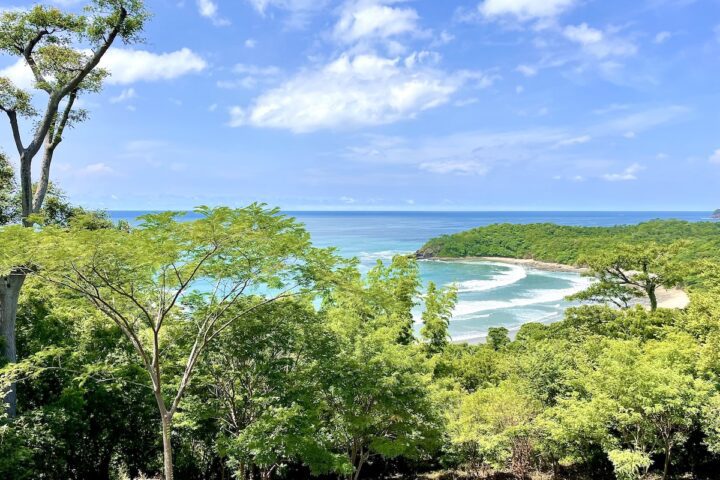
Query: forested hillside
417,220,720,267
2,209,720,480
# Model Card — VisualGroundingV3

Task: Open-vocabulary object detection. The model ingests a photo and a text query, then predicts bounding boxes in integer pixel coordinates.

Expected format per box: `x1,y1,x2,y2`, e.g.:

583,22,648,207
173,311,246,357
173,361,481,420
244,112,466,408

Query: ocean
109,211,711,342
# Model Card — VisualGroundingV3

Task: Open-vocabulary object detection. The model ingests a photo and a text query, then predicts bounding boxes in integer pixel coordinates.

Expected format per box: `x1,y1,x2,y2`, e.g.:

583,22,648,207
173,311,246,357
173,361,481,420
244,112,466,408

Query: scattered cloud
654,31,672,44
79,163,115,176
593,103,631,115
246,0,326,14
419,160,489,175
344,129,576,177
0,58,35,90
110,88,137,103
478,0,578,21
217,64,282,89
244,38,258,48
709,149,720,164
563,23,638,58
602,163,643,181
553,174,585,182
197,0,230,26
0,48,206,89
596,105,689,135
245,0,329,26
234,64,282,76
516,64,538,77
332,0,422,46
554,135,591,147
230,52,492,132
102,48,207,85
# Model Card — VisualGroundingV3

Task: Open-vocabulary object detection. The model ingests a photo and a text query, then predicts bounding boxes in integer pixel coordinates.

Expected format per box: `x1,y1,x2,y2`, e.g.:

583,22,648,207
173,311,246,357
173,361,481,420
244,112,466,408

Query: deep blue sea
109,211,710,342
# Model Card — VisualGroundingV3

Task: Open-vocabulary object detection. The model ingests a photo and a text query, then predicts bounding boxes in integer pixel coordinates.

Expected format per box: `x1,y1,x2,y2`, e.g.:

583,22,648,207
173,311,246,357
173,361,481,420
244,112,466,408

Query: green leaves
0,77,35,116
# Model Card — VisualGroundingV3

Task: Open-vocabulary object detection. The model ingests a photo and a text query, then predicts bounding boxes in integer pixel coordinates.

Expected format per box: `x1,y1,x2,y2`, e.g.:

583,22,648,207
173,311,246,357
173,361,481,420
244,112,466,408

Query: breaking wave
453,263,527,293
453,277,592,317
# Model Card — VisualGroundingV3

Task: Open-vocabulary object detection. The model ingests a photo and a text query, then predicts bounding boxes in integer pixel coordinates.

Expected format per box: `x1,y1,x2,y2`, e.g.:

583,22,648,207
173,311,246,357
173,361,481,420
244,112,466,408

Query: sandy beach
442,256,690,310
434,256,691,345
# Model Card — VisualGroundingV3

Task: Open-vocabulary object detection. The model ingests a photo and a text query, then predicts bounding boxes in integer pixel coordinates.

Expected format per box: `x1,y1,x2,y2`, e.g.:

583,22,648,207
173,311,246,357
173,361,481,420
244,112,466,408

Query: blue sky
1,0,720,211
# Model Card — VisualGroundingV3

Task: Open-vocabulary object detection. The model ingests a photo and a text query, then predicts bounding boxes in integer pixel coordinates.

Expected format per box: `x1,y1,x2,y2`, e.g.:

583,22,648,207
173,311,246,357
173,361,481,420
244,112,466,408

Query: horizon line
102,209,713,213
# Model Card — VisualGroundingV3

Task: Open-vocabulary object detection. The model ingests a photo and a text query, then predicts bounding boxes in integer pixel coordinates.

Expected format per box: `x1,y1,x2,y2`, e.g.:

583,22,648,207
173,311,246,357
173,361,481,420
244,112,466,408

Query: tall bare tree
0,0,147,416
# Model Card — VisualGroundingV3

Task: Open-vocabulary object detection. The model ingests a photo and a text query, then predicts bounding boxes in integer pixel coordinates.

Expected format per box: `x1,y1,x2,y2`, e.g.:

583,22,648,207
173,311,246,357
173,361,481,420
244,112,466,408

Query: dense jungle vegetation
2,205,720,480
417,221,720,267
2,2,720,479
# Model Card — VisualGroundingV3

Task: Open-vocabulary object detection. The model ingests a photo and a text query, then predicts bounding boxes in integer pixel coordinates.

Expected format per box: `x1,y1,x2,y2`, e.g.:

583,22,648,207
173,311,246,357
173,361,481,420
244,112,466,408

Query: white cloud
197,0,230,26
246,0,327,15
217,64,281,89
516,64,538,77
340,196,356,204
110,88,137,103
654,31,672,44
478,0,577,21
244,38,258,48
1,48,206,89
230,52,489,132
553,174,585,182
623,131,636,139
0,59,35,90
593,103,630,115
596,105,688,135
555,135,591,147
234,64,281,76
563,23,603,45
345,129,577,177
709,149,720,164
332,0,421,45
602,163,643,181
79,163,115,176
101,48,207,85
563,23,637,58
419,160,489,175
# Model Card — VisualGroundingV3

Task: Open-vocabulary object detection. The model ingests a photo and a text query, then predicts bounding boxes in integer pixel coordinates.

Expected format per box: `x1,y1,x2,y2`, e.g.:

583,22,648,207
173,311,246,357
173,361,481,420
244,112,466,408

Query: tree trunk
647,286,658,311
0,272,25,417
352,451,369,480
161,413,174,480
31,136,55,214
662,443,672,480
19,153,33,226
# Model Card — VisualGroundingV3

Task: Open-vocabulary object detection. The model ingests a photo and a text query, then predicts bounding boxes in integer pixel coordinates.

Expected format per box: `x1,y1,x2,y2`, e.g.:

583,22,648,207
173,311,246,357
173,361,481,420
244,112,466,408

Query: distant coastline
429,256,690,329
424,256,587,273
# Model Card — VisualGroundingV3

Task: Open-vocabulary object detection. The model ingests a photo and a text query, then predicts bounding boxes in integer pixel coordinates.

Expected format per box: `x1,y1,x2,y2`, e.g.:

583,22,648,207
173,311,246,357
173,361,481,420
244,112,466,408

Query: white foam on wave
359,250,411,263
453,263,527,293
453,276,592,318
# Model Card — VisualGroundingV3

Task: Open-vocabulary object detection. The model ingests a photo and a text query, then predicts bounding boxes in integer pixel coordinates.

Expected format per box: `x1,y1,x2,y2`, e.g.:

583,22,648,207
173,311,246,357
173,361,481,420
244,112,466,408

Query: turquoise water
109,211,710,341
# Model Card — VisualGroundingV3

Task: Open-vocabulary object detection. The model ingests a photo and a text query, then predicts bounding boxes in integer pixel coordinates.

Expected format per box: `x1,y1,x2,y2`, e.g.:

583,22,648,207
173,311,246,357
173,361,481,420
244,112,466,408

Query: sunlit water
109,211,708,342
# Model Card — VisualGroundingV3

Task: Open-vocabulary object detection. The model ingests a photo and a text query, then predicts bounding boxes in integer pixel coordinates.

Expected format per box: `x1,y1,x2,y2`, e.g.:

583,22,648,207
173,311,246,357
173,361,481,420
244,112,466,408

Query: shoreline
424,255,587,273
426,256,691,345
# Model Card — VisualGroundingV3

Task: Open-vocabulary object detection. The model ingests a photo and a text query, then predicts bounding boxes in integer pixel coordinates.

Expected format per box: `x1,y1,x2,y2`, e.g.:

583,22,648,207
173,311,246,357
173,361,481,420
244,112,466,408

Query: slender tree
420,281,457,354
576,242,686,311
27,206,339,480
0,0,146,416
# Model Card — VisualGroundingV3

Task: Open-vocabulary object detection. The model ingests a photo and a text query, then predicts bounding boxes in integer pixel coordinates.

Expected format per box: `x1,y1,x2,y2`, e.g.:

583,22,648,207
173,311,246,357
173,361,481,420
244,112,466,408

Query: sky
1,0,720,211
